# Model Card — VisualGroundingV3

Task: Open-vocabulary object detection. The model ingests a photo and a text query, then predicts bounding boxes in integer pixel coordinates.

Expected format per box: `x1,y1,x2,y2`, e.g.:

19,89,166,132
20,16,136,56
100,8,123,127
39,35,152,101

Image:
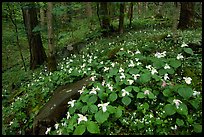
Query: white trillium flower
151,67,158,75
122,89,130,96
181,42,188,48
90,87,97,94
119,67,124,73
120,48,124,51
135,49,141,54
102,80,105,86
54,123,59,130
177,53,184,60
78,86,86,94
164,73,170,81
66,112,70,119
98,102,110,112
111,62,115,67
120,73,126,80
136,62,142,66
135,58,139,62
173,99,182,109
68,100,76,107
193,91,200,96
164,64,171,69
77,114,88,124
183,77,192,84
127,79,134,85
107,84,113,91
104,67,109,72
171,125,178,130
90,76,96,81
146,65,152,70
45,127,51,135
144,90,150,95
128,60,135,67
132,74,140,80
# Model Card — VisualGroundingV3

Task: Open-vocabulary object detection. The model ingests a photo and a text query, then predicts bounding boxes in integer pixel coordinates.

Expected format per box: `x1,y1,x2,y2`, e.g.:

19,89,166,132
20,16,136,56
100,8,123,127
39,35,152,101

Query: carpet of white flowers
2,27,202,135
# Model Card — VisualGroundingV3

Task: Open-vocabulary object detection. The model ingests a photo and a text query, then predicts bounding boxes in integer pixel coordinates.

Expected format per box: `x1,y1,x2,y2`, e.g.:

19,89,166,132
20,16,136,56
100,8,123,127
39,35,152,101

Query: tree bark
40,8,45,27
47,2,57,72
119,2,125,34
22,3,47,70
85,2,92,17
172,2,181,44
100,2,111,37
178,2,195,30
128,2,134,27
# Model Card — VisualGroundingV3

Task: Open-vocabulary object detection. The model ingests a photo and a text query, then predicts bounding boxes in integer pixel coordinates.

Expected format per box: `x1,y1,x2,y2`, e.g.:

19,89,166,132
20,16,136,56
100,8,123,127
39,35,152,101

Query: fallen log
32,77,92,135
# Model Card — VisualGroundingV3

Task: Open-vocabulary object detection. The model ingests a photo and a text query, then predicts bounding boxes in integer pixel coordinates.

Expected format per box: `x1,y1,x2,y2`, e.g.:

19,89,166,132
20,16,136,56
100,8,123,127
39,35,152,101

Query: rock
33,77,92,135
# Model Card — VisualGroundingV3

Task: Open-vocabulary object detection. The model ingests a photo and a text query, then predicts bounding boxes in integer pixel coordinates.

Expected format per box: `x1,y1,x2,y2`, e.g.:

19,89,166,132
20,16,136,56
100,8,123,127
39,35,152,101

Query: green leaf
73,125,86,135
184,48,193,55
163,89,173,97
82,105,89,114
89,105,98,113
169,59,181,69
109,68,118,76
167,68,175,74
115,107,123,118
163,104,176,116
81,94,90,103
176,118,184,126
94,110,109,124
190,99,200,109
107,105,115,114
89,95,98,104
177,87,193,99
193,124,202,133
143,102,149,110
148,92,155,99
128,68,139,74
137,92,145,98
108,92,118,102
139,72,151,83
132,86,140,92
125,86,133,92
176,103,188,116
87,121,100,134
122,96,131,106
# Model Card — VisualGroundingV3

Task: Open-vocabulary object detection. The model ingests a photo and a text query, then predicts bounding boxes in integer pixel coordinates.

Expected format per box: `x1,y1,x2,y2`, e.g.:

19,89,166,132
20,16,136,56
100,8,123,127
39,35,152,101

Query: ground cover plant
2,2,202,135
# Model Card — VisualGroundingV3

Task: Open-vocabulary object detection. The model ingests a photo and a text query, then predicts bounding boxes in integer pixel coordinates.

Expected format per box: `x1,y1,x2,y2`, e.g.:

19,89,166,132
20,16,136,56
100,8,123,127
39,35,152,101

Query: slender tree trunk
7,4,26,71
128,2,134,27
47,2,57,72
100,2,111,37
85,2,92,17
178,2,195,30
138,2,142,16
119,2,125,34
22,3,47,70
172,2,181,44
40,8,45,27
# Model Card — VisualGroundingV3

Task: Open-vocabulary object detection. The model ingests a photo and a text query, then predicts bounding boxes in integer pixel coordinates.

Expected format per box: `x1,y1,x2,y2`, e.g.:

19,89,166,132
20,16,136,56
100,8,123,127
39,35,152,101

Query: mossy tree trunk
47,2,57,72
178,2,195,30
128,2,134,27
22,3,47,70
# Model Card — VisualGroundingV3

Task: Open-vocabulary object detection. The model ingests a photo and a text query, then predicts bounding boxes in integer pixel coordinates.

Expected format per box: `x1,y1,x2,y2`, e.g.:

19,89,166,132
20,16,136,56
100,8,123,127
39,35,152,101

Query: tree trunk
172,2,181,44
138,2,142,16
178,2,195,30
119,2,125,34
128,2,134,27
22,3,47,70
85,2,92,17
47,2,57,72
40,8,45,27
100,2,111,37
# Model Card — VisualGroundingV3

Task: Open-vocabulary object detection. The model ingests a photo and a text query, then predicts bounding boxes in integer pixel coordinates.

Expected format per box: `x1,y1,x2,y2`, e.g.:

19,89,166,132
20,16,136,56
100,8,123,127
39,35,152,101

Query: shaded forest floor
2,18,202,135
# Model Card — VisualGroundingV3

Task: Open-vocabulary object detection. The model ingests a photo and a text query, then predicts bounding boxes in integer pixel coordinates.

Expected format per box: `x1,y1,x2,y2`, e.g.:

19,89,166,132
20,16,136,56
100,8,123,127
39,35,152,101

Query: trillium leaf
128,68,139,74
193,124,202,133
89,105,98,113
137,92,145,98
115,107,123,118
176,118,184,126
108,92,118,102
94,110,109,124
178,87,193,99
139,73,151,83
125,86,133,92
133,86,140,92
109,68,118,76
190,99,200,109
122,96,131,106
82,105,89,114
87,121,100,134
169,59,181,69
163,89,173,97
163,104,176,116
143,102,149,110
148,92,156,99
176,103,188,116
107,105,115,114
89,95,98,104
73,125,86,135
184,48,193,55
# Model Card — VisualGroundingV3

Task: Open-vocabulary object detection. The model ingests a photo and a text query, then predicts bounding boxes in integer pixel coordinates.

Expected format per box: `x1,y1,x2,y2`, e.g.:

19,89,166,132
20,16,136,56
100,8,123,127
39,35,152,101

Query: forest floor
2,18,202,135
